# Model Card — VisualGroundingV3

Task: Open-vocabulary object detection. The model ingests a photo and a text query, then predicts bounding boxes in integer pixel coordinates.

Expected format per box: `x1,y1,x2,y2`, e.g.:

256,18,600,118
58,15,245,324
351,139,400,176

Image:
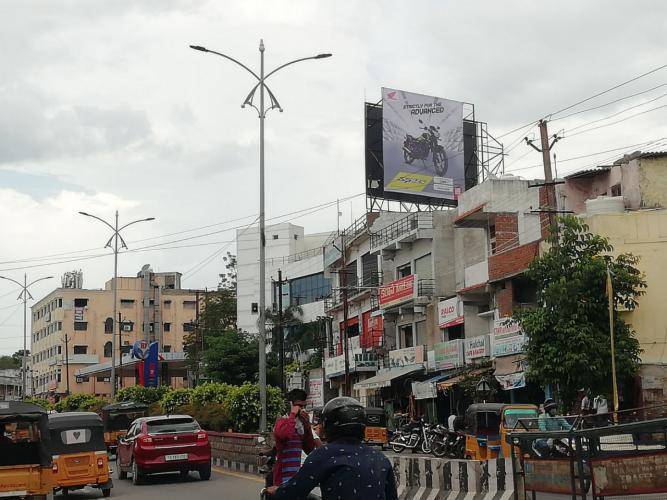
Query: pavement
54,461,264,500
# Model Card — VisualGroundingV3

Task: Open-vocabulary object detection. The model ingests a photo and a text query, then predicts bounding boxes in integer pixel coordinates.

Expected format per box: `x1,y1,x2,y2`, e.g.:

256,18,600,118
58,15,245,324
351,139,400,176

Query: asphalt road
53,462,264,500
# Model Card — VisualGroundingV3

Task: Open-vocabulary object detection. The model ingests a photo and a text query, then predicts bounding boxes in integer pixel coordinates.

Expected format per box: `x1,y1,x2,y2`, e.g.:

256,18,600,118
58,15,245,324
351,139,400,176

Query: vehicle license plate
165,453,188,461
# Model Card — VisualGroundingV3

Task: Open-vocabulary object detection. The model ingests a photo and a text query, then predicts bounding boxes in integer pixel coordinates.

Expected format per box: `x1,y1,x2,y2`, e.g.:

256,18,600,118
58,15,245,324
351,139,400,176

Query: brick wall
494,213,518,253
488,240,539,283
207,431,267,467
495,282,514,317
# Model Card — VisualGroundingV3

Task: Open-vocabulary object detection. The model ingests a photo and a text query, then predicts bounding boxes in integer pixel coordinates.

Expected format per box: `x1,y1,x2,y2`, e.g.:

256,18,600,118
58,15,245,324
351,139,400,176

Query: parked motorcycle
430,425,465,459
429,424,449,457
402,119,448,176
389,416,433,454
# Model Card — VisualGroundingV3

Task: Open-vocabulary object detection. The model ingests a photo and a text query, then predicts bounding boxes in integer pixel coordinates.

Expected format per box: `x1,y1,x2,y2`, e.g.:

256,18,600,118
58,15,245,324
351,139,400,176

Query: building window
610,184,622,197
163,345,171,353
183,300,197,309
414,253,433,280
73,345,87,355
58,298,62,308
294,234,298,240
74,298,88,307
272,234,279,240
289,272,331,306
74,321,88,331
57,345,61,355
163,300,172,309
57,371,62,383
104,317,113,334
183,323,195,332
76,376,90,383
96,376,110,382
103,342,112,358
400,324,414,348
120,299,134,308
489,224,497,254
397,264,412,279
121,321,134,332
164,323,171,332
58,321,63,331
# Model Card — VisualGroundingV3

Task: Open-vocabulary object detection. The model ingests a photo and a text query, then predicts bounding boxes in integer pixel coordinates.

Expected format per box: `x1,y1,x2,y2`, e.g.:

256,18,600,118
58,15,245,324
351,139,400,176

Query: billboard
379,274,417,309
382,88,464,202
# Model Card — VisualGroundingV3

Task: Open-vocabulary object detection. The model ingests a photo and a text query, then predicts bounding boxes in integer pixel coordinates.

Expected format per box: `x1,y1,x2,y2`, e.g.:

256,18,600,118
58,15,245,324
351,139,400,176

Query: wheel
433,148,448,176
199,463,211,481
180,470,189,480
117,461,127,480
431,441,447,457
420,438,433,454
390,442,405,453
403,149,415,164
132,460,143,486
102,488,112,497
62,488,69,495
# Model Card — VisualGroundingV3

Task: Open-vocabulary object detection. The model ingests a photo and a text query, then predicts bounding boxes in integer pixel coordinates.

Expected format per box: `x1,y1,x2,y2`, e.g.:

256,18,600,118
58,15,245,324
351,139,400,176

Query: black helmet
544,398,557,413
321,397,366,441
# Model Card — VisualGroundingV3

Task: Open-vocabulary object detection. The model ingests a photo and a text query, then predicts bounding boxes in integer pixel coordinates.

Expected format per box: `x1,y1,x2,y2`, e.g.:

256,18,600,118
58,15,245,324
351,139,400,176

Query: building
30,266,202,399
0,369,23,401
236,222,333,335
561,151,667,404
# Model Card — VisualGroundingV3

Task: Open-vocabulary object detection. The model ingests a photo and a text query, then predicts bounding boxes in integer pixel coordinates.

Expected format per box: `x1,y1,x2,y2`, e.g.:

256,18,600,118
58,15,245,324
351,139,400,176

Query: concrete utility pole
63,334,71,396
189,41,331,433
606,267,620,419
525,120,561,233
79,210,155,399
276,269,287,393
340,232,351,397
0,274,53,400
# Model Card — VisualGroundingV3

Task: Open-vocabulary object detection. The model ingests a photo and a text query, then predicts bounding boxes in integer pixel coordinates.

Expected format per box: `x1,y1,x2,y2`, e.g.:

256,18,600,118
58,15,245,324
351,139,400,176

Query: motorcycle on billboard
402,119,448,176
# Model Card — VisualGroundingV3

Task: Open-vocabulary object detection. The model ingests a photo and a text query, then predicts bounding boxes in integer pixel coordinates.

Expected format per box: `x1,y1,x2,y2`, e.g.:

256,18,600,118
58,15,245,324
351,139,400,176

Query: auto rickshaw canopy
465,403,504,435
48,412,106,455
101,402,149,432
0,401,52,467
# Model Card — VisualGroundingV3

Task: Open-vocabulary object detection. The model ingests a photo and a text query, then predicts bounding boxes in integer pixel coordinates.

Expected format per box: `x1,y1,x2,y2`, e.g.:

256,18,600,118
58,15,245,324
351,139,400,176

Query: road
56,462,264,500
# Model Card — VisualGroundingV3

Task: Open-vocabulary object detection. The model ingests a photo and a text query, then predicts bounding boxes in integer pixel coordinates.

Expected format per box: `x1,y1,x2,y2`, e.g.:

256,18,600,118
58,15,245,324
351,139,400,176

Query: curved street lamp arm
119,218,155,232
192,47,260,81
0,276,24,288
265,55,325,80
78,212,115,232
27,276,53,289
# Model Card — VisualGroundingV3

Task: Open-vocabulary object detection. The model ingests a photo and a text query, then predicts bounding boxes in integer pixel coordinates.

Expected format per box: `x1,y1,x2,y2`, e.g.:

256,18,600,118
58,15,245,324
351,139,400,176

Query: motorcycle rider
535,398,572,457
265,397,398,500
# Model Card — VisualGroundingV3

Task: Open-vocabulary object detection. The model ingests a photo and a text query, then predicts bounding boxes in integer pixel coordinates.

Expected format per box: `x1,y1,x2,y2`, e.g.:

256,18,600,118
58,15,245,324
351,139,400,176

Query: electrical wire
565,104,667,138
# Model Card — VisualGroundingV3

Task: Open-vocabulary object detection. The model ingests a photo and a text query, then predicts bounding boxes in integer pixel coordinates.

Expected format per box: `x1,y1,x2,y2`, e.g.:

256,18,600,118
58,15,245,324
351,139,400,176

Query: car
116,414,211,485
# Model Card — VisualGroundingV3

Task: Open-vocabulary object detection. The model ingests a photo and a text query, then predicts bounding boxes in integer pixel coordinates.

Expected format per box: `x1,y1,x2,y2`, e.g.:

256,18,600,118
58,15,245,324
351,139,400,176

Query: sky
0,0,666,354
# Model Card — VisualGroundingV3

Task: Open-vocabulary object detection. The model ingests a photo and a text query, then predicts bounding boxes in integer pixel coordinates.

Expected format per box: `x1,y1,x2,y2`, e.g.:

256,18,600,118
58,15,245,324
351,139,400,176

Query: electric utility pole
63,334,71,396
276,270,288,393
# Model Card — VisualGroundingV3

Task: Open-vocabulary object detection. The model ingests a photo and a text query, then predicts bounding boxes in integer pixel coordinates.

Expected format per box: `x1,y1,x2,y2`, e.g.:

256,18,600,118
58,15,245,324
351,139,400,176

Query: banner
492,318,526,357
382,88,464,201
143,341,159,387
433,340,464,370
591,453,667,496
379,274,416,309
389,345,424,368
306,378,324,409
495,371,526,390
464,335,490,362
412,379,437,400
361,311,384,348
438,297,464,328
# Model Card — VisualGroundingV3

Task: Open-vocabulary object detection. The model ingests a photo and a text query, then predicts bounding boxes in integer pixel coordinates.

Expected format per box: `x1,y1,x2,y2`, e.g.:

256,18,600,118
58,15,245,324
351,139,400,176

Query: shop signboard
382,88,465,202
496,371,526,390
591,453,667,496
412,379,437,400
379,274,416,309
438,297,464,328
361,311,384,348
492,318,526,357
389,345,424,368
464,335,490,362
433,340,463,370
306,378,324,409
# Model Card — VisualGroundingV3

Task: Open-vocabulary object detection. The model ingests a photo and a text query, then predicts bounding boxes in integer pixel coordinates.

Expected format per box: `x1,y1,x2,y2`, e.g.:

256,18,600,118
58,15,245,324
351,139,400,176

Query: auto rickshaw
499,404,539,458
100,402,148,452
364,407,388,447
464,403,540,460
48,412,112,497
0,401,54,499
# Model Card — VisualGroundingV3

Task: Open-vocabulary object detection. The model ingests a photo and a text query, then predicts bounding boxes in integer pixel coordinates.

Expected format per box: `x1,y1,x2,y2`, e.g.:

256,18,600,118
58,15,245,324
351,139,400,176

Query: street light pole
0,274,53,400
189,40,331,433
79,210,155,399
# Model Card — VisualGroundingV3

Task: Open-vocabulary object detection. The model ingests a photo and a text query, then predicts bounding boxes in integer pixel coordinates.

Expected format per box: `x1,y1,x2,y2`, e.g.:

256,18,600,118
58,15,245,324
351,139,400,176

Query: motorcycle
430,425,465,459
402,119,448,176
429,424,449,457
389,416,433,454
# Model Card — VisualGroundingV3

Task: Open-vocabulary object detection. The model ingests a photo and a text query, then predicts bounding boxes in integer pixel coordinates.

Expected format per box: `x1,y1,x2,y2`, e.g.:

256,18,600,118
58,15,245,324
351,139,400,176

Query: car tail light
97,458,104,468
197,432,208,441
52,463,58,473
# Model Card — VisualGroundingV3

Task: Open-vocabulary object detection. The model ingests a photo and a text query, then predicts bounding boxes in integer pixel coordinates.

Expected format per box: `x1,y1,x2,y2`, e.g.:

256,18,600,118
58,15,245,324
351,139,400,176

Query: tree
202,329,261,385
0,355,19,370
513,216,644,408
218,252,237,292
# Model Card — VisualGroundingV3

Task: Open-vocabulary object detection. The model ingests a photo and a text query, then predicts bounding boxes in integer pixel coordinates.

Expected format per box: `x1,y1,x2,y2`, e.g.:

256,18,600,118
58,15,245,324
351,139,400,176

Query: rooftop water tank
585,196,625,215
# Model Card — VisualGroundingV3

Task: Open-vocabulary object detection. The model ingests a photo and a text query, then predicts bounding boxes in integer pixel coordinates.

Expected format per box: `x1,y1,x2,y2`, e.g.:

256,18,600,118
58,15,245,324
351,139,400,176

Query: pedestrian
264,396,398,500
579,388,593,415
271,389,317,487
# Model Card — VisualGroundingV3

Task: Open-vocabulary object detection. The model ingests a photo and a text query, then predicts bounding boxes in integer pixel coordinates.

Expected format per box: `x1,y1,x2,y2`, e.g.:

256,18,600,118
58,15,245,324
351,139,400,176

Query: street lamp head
189,45,208,52
78,211,90,217
144,217,156,222
315,53,332,59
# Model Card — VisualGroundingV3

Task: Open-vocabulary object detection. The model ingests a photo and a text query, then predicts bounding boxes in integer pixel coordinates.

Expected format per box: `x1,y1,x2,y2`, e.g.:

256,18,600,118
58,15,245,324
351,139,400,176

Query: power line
548,63,667,119
566,104,667,138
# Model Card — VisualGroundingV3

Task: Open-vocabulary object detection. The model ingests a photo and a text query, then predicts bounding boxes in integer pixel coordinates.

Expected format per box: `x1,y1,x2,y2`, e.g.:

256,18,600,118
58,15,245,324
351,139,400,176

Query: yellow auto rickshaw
48,411,112,497
464,403,540,460
0,401,55,499
100,402,148,452
364,407,389,448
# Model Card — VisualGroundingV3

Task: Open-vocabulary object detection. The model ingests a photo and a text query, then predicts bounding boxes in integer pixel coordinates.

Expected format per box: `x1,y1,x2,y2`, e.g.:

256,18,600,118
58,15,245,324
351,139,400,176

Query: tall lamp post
79,210,155,399
189,40,331,433
0,274,53,400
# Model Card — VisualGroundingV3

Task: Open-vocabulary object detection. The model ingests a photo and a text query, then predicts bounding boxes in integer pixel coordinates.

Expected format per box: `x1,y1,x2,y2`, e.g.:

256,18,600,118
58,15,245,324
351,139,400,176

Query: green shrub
115,386,169,405
175,403,230,432
225,383,284,433
161,388,193,414
55,394,107,413
191,382,233,407
24,397,53,411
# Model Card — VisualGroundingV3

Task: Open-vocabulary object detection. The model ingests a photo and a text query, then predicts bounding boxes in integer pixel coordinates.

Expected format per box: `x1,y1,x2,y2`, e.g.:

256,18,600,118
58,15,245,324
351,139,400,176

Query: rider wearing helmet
535,398,572,457
265,397,398,500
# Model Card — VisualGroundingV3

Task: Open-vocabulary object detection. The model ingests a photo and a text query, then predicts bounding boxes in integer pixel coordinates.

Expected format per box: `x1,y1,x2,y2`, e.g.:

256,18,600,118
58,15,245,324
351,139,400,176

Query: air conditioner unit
122,324,132,331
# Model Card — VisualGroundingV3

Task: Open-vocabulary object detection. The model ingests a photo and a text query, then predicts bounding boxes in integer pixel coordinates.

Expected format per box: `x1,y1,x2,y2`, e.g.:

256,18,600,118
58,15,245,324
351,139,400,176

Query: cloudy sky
0,0,666,354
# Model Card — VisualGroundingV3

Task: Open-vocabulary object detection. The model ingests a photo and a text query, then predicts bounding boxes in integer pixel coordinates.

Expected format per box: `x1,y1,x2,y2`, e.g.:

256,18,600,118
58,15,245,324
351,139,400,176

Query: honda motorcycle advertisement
381,87,465,201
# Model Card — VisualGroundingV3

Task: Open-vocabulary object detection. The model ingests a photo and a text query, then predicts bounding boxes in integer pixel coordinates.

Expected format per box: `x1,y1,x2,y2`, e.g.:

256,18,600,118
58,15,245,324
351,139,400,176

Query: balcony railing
324,272,382,311
370,212,433,250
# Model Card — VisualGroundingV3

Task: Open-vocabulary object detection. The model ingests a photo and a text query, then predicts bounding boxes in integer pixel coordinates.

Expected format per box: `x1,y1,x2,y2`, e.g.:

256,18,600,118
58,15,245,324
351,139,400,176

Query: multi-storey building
30,267,202,399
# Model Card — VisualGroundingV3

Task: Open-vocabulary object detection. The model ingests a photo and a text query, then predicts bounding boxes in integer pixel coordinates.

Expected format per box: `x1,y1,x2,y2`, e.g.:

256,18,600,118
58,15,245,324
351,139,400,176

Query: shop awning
436,368,489,391
354,365,424,391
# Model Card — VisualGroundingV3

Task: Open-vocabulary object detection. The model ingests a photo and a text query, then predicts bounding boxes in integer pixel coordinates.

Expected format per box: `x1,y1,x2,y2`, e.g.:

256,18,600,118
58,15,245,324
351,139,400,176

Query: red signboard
361,311,383,348
524,459,583,495
379,274,416,309
591,452,667,496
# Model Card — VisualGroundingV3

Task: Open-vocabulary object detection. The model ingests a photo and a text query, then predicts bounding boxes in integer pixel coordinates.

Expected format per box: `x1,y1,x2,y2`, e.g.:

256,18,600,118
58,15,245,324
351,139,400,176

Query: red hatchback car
116,415,211,485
